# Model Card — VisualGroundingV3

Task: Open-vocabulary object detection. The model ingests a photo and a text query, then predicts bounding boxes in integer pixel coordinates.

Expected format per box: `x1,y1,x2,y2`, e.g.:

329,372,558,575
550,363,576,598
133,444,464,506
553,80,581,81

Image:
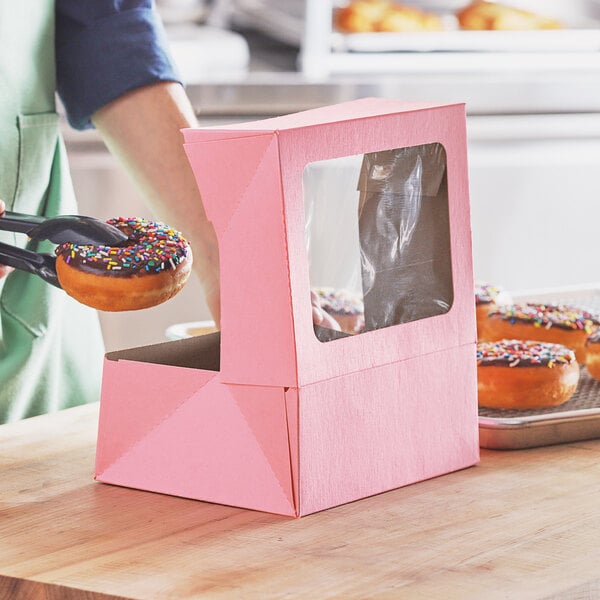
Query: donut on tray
475,282,512,339
477,339,580,410
481,303,600,364
585,329,600,380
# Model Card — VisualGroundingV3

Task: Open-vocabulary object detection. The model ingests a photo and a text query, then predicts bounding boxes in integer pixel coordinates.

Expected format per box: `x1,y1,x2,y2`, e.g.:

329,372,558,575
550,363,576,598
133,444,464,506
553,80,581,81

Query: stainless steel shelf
185,71,600,120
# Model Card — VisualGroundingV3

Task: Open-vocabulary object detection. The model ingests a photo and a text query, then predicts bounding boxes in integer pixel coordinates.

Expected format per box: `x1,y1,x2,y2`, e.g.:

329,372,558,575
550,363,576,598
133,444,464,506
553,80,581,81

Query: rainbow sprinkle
55,217,189,277
488,303,600,333
477,339,576,368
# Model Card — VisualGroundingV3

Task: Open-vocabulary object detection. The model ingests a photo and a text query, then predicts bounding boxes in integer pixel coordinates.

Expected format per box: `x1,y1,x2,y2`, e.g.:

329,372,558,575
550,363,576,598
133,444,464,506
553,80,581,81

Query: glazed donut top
477,339,577,368
55,217,190,277
488,303,600,333
475,282,506,305
313,287,364,316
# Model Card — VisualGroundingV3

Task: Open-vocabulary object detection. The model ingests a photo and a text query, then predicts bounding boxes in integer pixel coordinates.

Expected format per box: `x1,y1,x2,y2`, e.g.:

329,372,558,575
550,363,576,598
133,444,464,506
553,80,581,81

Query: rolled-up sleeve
56,0,181,130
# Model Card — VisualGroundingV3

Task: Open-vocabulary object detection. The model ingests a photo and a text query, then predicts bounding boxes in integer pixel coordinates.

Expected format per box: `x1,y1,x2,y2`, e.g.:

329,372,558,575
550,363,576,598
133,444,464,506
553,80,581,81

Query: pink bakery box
94,97,479,517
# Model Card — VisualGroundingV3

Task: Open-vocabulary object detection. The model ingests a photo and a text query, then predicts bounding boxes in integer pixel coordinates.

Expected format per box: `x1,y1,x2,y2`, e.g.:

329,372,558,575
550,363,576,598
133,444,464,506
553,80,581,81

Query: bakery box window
304,143,454,343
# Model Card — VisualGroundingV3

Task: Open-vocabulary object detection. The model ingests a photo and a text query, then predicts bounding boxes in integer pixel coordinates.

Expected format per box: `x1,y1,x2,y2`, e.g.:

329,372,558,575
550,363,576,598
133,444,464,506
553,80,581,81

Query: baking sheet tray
478,284,600,450
332,0,600,53
333,29,600,53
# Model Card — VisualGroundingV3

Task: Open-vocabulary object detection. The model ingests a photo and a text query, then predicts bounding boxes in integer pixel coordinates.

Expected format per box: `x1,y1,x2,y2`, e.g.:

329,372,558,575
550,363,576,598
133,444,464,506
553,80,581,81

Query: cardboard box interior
106,333,220,371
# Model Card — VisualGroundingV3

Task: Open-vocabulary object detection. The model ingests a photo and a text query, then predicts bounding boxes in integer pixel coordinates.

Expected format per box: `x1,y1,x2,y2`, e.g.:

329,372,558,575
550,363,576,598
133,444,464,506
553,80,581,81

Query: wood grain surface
2,403,600,599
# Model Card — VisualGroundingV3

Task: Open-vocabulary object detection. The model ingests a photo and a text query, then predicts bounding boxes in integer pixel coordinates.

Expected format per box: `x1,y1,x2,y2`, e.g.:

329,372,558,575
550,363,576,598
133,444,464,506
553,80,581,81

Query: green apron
0,0,105,422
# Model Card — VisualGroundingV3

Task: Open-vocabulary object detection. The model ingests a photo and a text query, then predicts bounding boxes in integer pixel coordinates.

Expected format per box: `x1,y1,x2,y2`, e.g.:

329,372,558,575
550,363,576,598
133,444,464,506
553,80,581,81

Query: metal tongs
0,211,128,288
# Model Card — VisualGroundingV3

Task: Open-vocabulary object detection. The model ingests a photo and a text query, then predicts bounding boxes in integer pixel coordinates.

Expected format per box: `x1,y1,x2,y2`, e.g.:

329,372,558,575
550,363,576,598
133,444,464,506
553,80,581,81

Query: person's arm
0,199,12,280
92,82,220,324
55,1,220,323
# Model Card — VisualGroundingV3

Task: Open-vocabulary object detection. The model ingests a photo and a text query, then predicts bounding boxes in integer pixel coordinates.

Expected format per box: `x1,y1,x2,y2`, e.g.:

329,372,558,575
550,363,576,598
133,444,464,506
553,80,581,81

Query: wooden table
2,403,600,600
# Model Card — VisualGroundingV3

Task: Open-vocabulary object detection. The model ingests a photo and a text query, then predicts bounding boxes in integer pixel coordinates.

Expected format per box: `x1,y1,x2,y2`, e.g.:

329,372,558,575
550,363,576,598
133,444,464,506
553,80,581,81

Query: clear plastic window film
304,143,453,343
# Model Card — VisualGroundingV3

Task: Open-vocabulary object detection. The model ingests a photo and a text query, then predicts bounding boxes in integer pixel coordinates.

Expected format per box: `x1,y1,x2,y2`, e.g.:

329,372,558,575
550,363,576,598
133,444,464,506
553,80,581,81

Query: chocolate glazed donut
477,339,580,410
585,329,600,381
481,303,600,364
55,217,192,311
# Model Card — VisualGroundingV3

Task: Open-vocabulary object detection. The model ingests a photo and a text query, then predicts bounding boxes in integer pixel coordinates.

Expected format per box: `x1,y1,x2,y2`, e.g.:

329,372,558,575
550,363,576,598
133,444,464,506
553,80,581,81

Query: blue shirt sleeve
56,0,182,130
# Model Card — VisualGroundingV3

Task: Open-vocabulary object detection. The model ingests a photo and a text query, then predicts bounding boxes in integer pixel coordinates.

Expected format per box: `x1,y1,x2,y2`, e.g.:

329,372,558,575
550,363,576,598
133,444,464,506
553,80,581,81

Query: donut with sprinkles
312,287,365,335
480,302,600,364
477,339,580,409
474,282,512,339
55,217,193,311
585,329,600,381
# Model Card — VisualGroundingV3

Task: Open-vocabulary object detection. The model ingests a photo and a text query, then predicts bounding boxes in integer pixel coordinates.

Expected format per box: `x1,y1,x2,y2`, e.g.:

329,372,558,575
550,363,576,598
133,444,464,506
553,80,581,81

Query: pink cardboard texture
95,98,479,517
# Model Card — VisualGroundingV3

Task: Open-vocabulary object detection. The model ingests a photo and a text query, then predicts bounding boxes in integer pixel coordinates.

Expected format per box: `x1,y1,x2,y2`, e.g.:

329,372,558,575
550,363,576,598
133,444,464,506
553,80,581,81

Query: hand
0,199,13,280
